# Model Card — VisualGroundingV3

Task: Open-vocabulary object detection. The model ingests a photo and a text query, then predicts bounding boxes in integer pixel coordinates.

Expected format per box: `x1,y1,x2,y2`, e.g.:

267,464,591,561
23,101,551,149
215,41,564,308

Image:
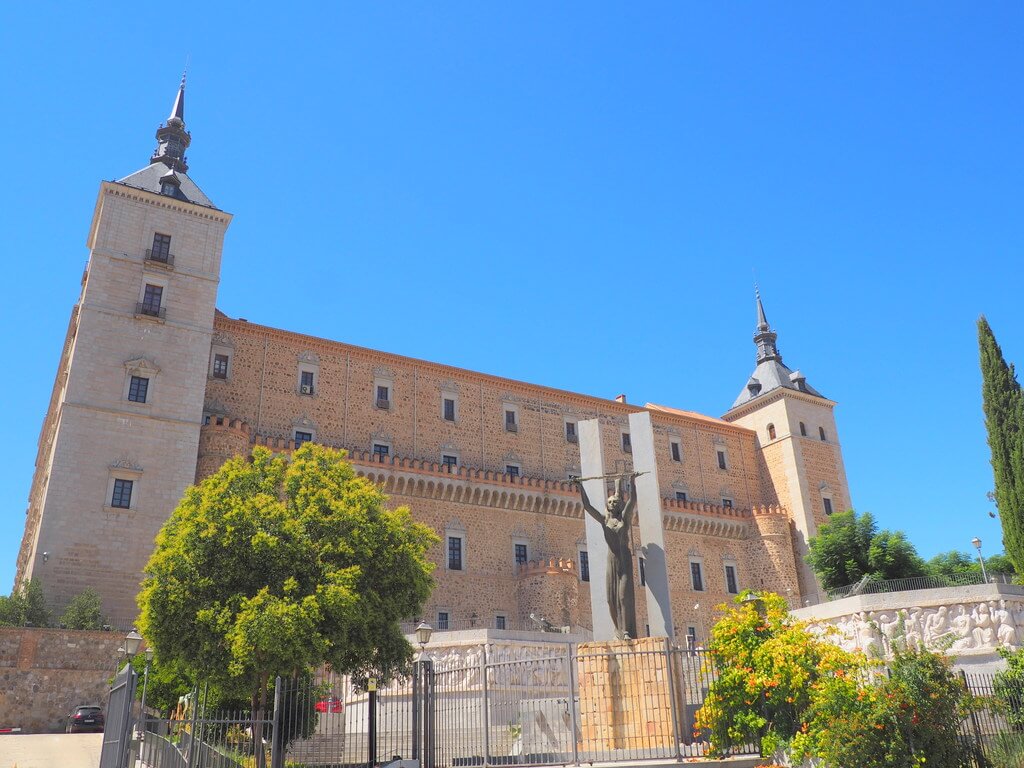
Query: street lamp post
139,647,154,738
972,537,989,583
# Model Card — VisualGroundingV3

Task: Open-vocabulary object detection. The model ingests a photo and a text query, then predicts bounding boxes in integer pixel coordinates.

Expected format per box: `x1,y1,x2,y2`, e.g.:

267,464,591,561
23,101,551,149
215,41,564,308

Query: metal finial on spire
755,284,770,332
151,72,191,173
169,72,186,123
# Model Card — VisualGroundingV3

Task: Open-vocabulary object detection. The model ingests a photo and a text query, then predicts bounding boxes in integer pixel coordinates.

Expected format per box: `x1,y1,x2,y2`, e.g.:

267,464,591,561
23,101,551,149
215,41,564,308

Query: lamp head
415,622,433,648
972,537,982,551
145,647,154,663
124,628,144,657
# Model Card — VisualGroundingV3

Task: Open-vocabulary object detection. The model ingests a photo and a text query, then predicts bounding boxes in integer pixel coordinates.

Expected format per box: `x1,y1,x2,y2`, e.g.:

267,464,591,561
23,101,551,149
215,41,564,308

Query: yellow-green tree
137,444,437,726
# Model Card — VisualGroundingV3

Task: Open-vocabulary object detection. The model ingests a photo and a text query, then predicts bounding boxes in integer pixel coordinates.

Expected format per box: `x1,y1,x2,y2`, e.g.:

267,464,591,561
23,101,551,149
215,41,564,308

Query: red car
315,697,344,714
67,705,104,733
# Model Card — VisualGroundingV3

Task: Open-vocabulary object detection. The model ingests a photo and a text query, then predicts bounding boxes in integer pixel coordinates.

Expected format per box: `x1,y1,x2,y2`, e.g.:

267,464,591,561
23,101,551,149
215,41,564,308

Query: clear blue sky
1,3,1022,590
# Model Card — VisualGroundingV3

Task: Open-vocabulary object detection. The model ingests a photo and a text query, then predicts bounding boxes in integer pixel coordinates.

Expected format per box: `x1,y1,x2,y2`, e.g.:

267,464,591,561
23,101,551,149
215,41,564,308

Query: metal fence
961,671,1024,768
802,572,1017,606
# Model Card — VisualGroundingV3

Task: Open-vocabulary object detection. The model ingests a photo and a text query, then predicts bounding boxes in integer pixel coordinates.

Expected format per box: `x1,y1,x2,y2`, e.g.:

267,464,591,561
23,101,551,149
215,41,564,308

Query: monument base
576,636,678,753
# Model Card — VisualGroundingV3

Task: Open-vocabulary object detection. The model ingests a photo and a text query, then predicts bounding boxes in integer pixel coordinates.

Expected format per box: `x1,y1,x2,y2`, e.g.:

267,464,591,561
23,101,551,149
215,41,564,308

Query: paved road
0,733,102,768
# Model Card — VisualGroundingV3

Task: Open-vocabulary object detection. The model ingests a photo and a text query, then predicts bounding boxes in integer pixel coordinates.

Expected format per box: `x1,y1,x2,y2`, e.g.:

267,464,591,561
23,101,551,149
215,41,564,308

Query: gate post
566,643,580,766
368,683,378,768
481,650,490,766
424,659,435,768
664,638,684,761
271,676,283,768
412,661,422,762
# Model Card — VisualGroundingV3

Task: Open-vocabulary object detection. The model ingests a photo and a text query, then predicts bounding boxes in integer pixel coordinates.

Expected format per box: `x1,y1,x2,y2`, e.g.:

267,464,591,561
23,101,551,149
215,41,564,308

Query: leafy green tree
979,316,1024,573
807,510,926,590
0,580,52,627
926,549,1016,579
137,443,437,758
60,588,106,630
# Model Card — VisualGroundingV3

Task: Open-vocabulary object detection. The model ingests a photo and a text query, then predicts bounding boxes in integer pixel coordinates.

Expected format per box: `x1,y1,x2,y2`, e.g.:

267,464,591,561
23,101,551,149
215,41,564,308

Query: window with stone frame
300,370,315,395
447,536,463,571
127,375,149,404
823,496,834,515
565,420,578,442
141,284,163,314
373,443,390,460
638,556,647,586
722,498,733,508
716,450,728,470
621,432,632,453
675,491,688,502
295,431,313,447
441,454,458,471
151,233,172,262
514,543,528,567
505,408,518,431
579,550,590,582
690,560,704,592
212,353,229,379
437,611,450,630
443,397,456,422
670,440,681,462
111,478,134,509
725,564,739,595
506,464,520,478
495,615,507,630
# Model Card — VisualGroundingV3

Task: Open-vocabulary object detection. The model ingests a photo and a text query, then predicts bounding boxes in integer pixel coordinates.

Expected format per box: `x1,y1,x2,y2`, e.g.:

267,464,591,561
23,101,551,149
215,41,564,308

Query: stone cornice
217,315,754,438
101,181,232,224
722,386,837,422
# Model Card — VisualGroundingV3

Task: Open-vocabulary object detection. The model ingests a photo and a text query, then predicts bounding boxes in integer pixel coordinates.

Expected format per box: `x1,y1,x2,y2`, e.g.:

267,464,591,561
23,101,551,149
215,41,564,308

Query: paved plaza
0,733,101,768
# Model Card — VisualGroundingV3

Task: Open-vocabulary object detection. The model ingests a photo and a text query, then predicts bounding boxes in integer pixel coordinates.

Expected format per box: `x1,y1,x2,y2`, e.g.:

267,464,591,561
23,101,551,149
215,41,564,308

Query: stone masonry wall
0,628,125,733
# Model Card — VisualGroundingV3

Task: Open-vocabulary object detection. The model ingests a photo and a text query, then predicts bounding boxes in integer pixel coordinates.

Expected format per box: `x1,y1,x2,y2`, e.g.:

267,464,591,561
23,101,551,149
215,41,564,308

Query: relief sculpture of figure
574,472,642,640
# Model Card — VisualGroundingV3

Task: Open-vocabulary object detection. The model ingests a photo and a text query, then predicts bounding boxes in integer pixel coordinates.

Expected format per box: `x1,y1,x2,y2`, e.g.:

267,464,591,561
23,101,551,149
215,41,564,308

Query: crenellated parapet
516,558,581,629
196,416,251,482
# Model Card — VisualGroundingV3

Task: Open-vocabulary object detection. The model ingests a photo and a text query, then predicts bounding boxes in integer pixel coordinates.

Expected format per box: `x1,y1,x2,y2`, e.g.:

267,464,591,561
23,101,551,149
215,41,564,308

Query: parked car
67,705,104,733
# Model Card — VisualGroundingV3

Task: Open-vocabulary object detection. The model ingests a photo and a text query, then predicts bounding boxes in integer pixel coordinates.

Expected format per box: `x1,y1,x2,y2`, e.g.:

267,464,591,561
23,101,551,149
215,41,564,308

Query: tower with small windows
722,290,852,601
14,77,232,616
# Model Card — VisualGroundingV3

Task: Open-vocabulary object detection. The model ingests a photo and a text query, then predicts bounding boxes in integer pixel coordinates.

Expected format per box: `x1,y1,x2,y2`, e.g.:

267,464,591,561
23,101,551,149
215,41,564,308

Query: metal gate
99,662,138,768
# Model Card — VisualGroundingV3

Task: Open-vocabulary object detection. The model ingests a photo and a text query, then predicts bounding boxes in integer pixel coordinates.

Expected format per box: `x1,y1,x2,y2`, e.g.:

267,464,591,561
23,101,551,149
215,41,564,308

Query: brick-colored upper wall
205,316,768,509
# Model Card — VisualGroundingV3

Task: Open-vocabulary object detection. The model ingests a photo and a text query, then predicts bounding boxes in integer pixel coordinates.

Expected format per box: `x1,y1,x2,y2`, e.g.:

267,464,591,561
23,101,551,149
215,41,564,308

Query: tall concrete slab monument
577,418,617,640
628,410,675,639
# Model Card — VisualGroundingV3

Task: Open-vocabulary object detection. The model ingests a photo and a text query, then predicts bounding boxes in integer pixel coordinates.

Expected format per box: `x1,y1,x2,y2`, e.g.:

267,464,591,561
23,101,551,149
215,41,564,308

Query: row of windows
434,610,509,631
443,535,738,595
765,421,829,442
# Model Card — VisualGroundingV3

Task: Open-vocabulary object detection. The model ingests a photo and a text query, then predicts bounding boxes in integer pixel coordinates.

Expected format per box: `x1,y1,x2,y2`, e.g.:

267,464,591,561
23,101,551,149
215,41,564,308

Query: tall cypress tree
979,316,1024,572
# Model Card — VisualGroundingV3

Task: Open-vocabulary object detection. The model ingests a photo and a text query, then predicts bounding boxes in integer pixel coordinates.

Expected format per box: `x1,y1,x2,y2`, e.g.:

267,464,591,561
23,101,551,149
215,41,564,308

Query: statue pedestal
576,636,678,754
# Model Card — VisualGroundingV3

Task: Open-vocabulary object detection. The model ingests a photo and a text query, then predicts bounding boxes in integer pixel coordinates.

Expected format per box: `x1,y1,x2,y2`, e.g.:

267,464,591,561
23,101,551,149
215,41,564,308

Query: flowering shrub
697,592,976,767
793,647,975,768
694,591,863,757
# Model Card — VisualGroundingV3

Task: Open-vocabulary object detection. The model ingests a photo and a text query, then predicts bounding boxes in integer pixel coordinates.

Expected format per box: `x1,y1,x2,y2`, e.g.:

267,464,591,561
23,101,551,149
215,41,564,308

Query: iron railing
135,302,166,319
144,248,175,267
806,572,1017,605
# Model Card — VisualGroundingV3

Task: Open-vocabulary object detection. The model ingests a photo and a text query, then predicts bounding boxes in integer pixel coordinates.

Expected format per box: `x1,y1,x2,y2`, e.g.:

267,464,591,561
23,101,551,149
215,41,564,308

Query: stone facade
14,84,853,643
0,627,126,733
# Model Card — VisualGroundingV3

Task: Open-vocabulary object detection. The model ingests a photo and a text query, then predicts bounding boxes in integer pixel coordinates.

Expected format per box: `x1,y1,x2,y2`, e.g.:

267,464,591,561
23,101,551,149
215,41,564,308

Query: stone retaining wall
0,627,124,733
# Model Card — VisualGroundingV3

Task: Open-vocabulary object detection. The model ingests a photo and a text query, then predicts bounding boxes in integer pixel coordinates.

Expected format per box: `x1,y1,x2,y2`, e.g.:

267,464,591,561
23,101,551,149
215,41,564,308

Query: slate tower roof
730,289,824,409
113,73,218,209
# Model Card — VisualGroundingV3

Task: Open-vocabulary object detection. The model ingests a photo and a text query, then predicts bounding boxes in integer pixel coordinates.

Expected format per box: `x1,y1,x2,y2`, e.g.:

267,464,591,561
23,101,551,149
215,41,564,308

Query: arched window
767,423,776,440
819,426,827,442
799,422,807,437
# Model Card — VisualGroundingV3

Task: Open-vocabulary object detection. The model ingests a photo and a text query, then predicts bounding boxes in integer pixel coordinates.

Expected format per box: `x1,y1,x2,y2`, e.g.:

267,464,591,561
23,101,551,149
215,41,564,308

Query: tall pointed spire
753,286,782,364
150,72,191,173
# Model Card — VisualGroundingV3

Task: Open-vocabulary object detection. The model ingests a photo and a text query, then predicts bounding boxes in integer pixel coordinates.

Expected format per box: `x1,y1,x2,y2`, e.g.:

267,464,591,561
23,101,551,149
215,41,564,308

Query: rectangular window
437,611,449,630
638,556,646,587
722,498,733,508
819,427,827,442
725,565,739,595
690,561,704,592
376,385,390,408
686,626,697,649
142,284,163,312
495,615,506,630
300,370,315,394
675,491,688,502
565,421,577,442
151,233,172,262
127,375,149,403
441,454,458,471
506,465,520,478
505,409,517,431
111,478,133,509
514,543,528,566
443,397,456,422
373,443,390,459
447,536,463,571
823,497,834,515
295,431,313,447
579,551,590,582
670,441,681,462
622,432,632,453
213,353,229,379
717,450,727,470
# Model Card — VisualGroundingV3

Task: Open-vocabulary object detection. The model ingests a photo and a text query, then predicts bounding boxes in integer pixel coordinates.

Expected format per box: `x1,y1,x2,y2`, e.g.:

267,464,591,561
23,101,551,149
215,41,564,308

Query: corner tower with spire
14,76,232,617
723,289,852,602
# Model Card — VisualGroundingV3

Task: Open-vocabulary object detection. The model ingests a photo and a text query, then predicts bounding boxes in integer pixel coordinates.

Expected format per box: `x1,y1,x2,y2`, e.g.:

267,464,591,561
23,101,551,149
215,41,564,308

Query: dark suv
67,705,104,733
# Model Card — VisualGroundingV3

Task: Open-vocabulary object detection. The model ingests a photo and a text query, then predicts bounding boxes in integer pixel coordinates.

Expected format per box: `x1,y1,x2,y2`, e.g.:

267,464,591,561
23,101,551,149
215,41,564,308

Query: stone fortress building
14,79,852,639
